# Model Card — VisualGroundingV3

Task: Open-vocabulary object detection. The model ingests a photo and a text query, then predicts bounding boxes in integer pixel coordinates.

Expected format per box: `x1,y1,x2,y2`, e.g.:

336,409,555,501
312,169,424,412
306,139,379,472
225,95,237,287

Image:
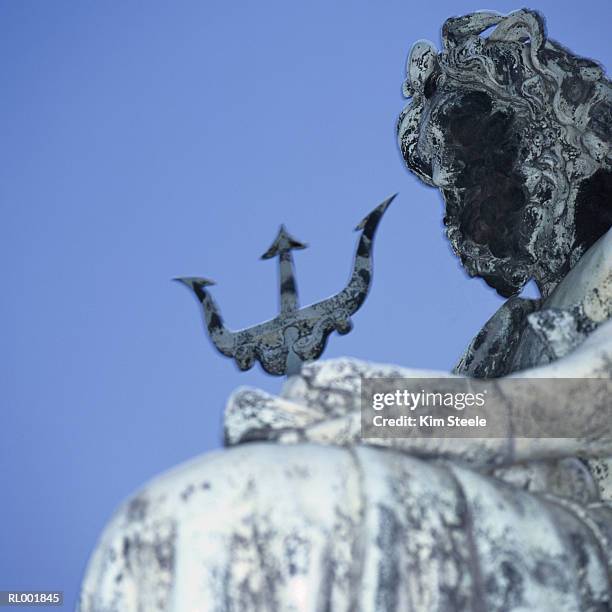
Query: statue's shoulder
453,296,539,377
456,228,612,378
546,226,612,321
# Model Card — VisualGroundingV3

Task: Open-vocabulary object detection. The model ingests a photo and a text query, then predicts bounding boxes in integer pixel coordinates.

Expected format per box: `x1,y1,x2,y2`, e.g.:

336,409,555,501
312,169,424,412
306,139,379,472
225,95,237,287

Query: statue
78,9,612,611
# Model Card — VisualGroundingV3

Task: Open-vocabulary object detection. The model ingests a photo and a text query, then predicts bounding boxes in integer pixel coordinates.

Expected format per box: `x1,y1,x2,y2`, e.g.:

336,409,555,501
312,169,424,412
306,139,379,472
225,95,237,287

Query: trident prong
176,194,396,376
260,225,307,314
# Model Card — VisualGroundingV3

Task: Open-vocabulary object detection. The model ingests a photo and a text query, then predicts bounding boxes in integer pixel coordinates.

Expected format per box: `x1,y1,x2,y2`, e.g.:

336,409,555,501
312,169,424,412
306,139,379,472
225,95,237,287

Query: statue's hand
225,320,612,469
225,358,453,446
282,358,450,415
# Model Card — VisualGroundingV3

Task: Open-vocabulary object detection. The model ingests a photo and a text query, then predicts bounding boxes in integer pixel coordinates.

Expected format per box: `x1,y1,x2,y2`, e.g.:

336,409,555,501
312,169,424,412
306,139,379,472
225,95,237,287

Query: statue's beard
432,103,539,297
441,171,579,299
441,185,535,298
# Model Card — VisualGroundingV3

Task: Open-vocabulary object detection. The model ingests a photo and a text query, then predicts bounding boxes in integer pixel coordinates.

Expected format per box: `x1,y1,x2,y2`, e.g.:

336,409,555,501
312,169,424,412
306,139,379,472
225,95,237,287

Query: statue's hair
399,9,611,295
437,9,609,170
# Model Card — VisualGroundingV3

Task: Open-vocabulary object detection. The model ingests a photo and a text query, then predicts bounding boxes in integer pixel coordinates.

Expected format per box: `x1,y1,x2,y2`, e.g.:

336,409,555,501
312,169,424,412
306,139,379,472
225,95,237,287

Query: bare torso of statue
79,10,612,611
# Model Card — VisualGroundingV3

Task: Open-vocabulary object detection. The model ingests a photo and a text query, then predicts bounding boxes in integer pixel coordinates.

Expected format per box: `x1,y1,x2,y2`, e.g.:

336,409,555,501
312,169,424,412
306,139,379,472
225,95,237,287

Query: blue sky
1,1,609,608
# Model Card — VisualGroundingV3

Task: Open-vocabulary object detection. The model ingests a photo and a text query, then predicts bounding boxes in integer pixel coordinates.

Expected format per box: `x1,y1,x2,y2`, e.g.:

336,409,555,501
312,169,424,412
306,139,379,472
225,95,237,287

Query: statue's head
398,9,611,297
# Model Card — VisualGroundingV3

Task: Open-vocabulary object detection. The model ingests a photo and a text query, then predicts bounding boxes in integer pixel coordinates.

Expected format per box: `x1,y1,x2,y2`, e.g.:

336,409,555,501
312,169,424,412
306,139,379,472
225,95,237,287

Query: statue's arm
226,319,612,471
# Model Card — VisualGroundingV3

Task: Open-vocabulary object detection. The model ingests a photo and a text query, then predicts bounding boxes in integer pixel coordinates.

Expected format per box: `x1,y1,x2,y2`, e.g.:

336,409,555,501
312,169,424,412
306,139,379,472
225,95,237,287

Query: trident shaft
176,194,396,376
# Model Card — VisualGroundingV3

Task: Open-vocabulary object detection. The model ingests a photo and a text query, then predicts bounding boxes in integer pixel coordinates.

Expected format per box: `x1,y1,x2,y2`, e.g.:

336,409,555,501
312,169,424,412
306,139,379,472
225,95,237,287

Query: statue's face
400,90,538,296
398,42,536,297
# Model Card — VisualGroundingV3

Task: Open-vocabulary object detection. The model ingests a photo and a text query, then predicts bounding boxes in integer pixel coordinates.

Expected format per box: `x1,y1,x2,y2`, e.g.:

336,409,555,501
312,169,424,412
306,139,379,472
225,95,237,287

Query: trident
175,194,395,376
